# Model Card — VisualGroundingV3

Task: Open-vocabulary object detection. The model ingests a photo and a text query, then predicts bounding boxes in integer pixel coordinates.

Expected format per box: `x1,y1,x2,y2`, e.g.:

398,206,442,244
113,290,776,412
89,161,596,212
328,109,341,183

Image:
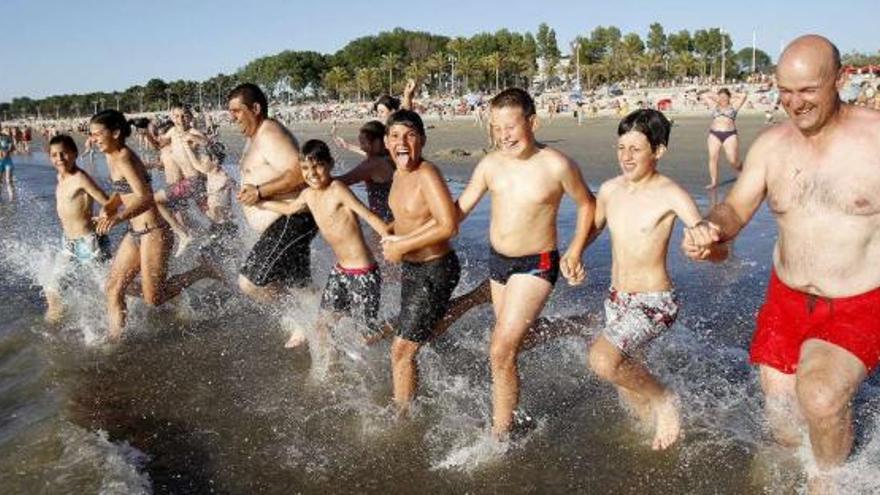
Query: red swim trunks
750,270,880,374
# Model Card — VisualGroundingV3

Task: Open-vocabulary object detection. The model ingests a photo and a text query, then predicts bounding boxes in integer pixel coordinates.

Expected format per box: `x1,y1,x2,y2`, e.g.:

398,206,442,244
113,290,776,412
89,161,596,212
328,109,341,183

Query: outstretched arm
334,182,391,236
401,79,417,111
79,172,111,206
331,122,367,157
256,195,307,216
559,159,596,285
684,138,769,260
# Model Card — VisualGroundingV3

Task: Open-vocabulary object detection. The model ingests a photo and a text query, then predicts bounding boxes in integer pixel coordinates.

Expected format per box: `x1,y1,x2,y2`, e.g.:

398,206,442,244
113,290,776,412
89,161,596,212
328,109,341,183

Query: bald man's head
776,35,844,137
778,35,841,81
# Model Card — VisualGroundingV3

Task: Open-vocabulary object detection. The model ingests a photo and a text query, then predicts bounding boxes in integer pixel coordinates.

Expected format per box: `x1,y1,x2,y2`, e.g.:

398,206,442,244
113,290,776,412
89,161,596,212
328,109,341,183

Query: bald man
684,35,880,488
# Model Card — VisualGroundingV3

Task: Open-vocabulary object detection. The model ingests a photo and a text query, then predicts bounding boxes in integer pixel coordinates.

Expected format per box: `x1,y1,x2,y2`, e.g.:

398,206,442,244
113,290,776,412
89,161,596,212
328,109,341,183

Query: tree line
4,23,839,121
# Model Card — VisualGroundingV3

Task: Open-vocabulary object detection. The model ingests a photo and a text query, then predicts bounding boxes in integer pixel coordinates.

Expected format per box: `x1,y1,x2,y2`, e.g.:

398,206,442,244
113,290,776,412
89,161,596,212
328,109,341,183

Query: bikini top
712,106,737,121
110,174,152,194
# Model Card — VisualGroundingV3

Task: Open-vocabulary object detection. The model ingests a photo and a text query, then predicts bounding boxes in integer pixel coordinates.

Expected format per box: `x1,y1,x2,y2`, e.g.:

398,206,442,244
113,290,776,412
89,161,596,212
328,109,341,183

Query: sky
3,0,876,102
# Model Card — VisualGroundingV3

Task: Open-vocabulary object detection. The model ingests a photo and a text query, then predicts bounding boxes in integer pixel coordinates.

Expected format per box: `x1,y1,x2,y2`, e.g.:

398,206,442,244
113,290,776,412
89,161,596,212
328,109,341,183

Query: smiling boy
454,88,595,437
587,109,702,450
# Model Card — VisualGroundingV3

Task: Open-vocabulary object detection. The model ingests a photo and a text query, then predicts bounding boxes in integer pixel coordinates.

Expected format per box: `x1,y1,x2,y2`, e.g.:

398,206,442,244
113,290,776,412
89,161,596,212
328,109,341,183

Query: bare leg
105,236,142,341
4,168,14,200
588,335,681,450
758,366,803,448
391,337,421,414
432,278,492,338
706,133,722,189
138,228,211,307
44,288,64,323
154,190,192,257
795,339,866,488
490,276,553,436
238,274,285,304
722,134,742,171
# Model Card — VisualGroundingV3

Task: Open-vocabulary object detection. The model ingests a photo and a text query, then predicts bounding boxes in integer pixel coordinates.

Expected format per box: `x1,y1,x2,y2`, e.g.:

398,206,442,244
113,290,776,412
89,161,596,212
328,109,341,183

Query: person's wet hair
618,109,672,152
206,141,226,165
48,134,78,155
91,109,131,140
360,120,386,142
227,83,269,118
718,88,732,98
490,87,537,118
373,95,400,113
386,110,426,138
302,139,334,170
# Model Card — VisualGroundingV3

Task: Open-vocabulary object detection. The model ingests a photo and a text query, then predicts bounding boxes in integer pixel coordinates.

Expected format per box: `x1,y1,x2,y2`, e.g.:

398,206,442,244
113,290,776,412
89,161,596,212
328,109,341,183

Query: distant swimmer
379,110,460,415
454,88,595,438
256,140,390,353
91,110,216,341
44,134,113,322
228,83,318,303
0,123,16,201
701,87,748,189
685,35,880,491
587,109,704,450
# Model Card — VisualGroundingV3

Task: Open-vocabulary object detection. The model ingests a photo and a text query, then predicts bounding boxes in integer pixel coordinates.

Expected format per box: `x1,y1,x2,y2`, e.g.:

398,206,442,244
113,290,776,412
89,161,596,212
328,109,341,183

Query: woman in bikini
91,110,214,341
702,88,748,189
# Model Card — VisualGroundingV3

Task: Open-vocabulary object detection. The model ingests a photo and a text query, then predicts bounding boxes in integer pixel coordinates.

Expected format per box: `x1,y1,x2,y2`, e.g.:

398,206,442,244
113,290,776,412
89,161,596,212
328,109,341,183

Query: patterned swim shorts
602,287,679,355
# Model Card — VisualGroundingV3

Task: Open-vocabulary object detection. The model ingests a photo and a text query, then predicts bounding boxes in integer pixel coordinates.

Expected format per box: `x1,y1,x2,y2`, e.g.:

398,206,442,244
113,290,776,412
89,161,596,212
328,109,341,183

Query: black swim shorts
397,251,461,344
320,264,382,336
488,247,560,285
239,212,318,288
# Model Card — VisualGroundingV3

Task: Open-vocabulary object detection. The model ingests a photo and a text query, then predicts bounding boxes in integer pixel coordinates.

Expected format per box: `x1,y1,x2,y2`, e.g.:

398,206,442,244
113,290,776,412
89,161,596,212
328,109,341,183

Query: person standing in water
44,134,112,322
453,88,594,437
92,110,215,341
0,123,16,201
228,83,318,303
702,87,748,189
685,35,880,491
380,110,460,415
586,109,704,450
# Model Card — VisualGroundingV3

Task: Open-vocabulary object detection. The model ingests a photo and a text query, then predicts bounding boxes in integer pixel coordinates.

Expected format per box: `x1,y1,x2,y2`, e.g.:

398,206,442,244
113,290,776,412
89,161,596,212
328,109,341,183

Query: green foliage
2,23,780,116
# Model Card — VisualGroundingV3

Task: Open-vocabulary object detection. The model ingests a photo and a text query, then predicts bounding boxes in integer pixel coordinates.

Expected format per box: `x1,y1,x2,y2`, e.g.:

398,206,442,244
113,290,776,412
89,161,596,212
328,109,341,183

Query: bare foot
651,392,682,450
44,303,64,324
704,183,718,190
807,471,835,495
284,326,307,348
618,388,653,427
174,233,193,258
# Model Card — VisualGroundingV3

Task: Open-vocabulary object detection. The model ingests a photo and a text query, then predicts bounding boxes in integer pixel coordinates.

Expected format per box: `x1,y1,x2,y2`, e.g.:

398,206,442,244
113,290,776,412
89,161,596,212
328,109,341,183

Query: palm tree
425,52,447,94
457,55,478,93
323,67,350,100
482,52,504,93
379,54,399,95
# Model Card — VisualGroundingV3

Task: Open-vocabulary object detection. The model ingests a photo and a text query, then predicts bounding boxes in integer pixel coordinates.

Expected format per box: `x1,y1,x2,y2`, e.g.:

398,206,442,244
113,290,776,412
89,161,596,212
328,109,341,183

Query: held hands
682,220,722,261
560,250,586,286
238,184,260,206
380,237,405,263
95,210,119,235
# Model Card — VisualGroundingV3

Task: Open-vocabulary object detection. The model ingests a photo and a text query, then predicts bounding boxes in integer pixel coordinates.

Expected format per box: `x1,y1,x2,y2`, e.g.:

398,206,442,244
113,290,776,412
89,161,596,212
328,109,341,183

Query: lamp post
449,55,456,96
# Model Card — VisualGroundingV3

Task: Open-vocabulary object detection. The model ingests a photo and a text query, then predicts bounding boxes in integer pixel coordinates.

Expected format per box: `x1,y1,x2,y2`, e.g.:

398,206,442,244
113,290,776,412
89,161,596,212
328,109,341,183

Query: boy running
45,134,112,322
380,110,460,414
257,140,390,351
587,109,703,450
454,88,595,437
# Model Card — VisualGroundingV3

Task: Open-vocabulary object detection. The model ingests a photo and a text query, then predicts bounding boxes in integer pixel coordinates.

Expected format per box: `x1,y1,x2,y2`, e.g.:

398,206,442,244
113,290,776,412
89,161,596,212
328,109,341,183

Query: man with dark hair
685,34,880,490
227,82,317,302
